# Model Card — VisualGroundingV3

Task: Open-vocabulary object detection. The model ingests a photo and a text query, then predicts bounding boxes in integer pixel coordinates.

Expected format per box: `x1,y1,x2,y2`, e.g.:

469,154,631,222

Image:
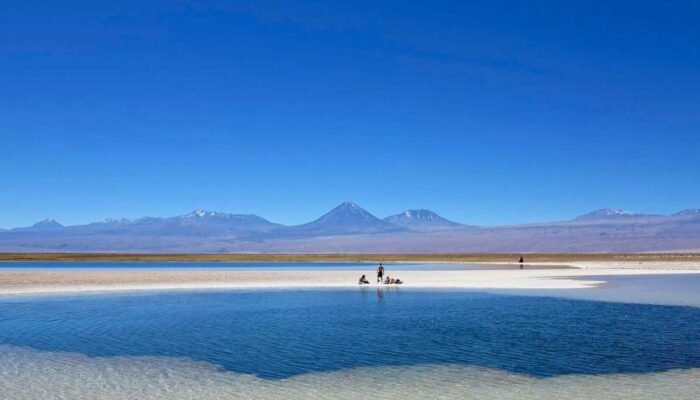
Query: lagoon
1,263,700,399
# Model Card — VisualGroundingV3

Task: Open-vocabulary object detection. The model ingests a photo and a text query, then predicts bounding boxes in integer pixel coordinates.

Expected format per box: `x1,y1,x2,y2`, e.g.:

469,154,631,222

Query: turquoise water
501,274,700,307
1,264,699,399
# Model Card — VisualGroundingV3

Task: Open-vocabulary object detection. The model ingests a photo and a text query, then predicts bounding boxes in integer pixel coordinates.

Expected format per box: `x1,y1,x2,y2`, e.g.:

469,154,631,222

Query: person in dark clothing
384,276,404,285
358,274,370,284
519,256,524,269
377,263,385,283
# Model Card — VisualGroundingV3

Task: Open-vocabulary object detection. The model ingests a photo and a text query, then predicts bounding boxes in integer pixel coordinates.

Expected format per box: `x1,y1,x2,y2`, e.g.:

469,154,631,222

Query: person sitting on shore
358,274,370,284
384,276,403,285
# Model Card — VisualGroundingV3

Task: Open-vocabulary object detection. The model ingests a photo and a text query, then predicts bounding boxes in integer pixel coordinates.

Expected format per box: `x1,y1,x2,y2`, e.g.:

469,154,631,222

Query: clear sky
1,1,699,228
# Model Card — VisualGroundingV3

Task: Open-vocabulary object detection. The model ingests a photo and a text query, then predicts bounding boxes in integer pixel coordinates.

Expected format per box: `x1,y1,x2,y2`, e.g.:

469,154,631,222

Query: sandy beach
1,261,700,296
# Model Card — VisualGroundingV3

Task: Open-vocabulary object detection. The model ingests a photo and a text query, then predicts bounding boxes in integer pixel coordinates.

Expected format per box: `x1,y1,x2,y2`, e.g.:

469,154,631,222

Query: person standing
377,263,385,283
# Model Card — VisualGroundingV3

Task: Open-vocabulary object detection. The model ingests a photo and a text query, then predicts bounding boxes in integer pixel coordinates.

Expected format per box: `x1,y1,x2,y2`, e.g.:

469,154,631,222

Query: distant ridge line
6,202,698,231
2,202,699,253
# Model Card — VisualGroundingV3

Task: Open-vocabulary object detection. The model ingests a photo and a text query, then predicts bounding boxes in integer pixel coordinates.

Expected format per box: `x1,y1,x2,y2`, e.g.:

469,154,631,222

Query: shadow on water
0,289,699,379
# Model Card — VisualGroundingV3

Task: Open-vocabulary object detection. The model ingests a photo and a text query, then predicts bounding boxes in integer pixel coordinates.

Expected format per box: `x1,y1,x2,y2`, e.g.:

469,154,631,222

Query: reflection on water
1,289,699,380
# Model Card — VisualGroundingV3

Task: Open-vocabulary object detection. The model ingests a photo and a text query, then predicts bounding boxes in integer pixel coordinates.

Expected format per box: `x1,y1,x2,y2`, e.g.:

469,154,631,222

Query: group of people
358,263,403,285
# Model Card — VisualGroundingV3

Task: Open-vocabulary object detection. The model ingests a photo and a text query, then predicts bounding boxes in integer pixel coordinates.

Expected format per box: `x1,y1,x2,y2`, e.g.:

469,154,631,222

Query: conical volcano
289,202,401,236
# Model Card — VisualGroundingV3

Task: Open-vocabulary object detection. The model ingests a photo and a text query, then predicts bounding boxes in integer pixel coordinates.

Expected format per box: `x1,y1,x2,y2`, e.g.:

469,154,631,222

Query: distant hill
161,210,282,235
572,209,655,221
284,202,401,236
1,205,699,253
14,211,281,238
12,218,64,232
384,209,469,230
674,209,700,217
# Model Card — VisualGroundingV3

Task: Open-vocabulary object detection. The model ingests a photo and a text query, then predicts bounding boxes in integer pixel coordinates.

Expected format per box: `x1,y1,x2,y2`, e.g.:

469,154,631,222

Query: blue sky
1,1,699,228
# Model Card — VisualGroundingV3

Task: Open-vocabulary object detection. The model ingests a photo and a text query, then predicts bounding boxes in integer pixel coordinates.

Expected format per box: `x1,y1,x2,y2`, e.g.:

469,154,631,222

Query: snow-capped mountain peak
384,209,465,230
401,209,440,220
573,208,647,221
673,209,700,217
337,201,362,211
181,210,260,220
185,209,220,218
194,209,208,218
595,209,639,216
98,217,135,224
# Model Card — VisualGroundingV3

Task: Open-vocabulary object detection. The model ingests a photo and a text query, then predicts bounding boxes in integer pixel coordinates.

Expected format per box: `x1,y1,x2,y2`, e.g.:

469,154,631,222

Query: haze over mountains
384,209,471,230
1,202,699,253
280,202,402,237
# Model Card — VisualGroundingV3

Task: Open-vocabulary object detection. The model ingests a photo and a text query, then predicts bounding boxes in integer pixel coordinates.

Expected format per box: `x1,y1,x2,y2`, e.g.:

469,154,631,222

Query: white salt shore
3,345,700,400
1,261,699,296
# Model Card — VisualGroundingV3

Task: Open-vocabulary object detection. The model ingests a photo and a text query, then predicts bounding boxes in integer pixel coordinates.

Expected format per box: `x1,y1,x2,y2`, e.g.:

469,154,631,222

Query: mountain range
1,203,699,253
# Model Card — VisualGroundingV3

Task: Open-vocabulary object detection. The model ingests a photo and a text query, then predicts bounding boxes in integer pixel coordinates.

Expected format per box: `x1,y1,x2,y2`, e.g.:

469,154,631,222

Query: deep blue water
1,289,699,379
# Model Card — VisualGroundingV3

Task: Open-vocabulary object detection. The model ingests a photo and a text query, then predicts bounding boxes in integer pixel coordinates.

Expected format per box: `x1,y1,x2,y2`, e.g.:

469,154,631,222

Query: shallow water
505,273,700,307
0,261,570,271
2,346,699,400
1,273,699,398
